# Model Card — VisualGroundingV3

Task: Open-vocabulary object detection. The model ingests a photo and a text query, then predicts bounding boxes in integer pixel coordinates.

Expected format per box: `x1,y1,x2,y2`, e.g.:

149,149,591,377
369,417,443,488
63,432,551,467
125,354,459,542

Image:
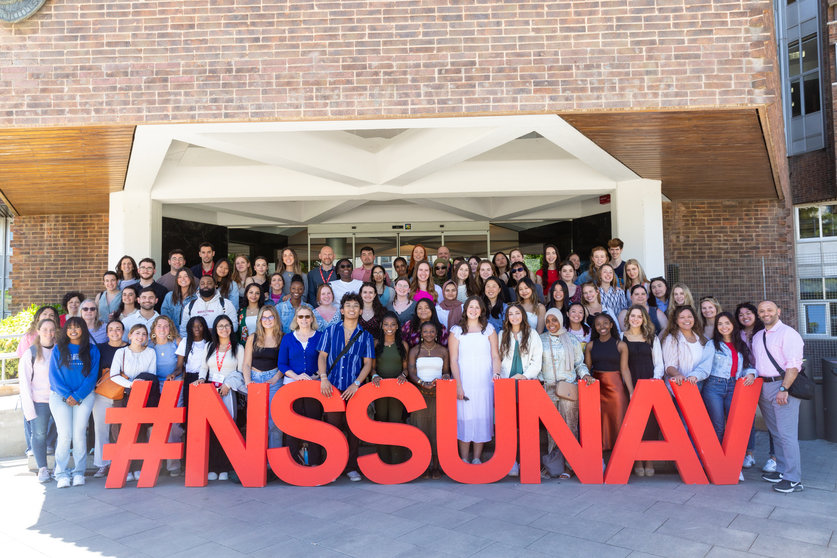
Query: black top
97,342,126,372
590,336,620,372
251,344,280,371
623,335,654,384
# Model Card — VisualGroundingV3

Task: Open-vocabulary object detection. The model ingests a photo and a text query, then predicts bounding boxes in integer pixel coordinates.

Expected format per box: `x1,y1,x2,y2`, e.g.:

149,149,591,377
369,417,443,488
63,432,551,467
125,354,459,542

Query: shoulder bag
95,351,125,400
761,336,813,400
547,336,578,401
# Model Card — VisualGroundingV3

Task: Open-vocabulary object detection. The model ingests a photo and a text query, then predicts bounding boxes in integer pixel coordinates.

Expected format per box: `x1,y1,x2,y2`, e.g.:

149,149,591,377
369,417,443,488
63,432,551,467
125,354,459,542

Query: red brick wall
662,199,797,327
0,1,782,126
10,214,109,311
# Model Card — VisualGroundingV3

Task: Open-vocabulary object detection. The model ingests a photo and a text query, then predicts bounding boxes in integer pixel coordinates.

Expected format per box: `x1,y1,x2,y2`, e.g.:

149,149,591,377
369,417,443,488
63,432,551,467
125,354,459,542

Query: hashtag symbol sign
103,380,185,488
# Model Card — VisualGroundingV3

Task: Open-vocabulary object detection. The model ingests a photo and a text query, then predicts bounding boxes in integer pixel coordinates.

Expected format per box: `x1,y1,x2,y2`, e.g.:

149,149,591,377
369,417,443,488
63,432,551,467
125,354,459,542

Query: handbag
761,337,813,401
547,336,579,401
95,352,125,400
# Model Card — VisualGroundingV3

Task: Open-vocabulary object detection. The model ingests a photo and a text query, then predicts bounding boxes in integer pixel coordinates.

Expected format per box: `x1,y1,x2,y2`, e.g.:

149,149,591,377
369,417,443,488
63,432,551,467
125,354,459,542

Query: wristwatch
353,380,361,387
779,386,788,392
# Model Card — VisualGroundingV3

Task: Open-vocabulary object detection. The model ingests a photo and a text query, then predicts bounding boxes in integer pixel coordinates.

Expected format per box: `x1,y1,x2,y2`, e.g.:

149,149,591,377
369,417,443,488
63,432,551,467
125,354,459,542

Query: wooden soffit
0,125,135,215
561,109,778,200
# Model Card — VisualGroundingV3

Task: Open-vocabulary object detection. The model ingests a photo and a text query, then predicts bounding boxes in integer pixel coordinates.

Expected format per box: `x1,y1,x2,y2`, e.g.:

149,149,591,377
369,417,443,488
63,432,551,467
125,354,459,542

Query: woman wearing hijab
435,280,463,332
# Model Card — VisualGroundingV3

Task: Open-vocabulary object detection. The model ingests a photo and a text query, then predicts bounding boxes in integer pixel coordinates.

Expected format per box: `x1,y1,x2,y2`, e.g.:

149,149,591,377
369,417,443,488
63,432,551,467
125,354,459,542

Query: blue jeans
701,375,736,443
49,391,95,480
30,402,52,469
249,369,283,449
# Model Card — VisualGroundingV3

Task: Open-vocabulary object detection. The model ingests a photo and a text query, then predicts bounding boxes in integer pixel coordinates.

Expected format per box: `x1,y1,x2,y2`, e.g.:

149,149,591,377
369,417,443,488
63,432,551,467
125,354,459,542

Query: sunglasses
512,267,525,273
260,315,275,321
297,315,313,320
81,308,96,312
434,266,447,270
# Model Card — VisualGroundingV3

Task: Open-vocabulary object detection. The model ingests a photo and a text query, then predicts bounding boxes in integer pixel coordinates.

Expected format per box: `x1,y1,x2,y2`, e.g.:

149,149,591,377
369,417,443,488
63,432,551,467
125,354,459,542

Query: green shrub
0,304,47,381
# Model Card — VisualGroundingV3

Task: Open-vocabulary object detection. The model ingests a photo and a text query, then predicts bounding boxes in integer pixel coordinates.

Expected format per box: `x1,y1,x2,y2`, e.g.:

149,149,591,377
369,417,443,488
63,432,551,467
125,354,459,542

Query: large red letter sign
518,379,603,484
185,382,268,487
267,380,348,487
605,380,707,484
672,378,762,484
346,379,431,484
436,378,518,483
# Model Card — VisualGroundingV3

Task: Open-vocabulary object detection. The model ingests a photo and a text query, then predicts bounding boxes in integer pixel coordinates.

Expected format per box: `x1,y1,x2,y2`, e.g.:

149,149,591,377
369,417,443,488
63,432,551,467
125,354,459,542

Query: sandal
431,469,442,480
634,464,645,477
644,463,655,477
540,466,552,480
558,472,572,480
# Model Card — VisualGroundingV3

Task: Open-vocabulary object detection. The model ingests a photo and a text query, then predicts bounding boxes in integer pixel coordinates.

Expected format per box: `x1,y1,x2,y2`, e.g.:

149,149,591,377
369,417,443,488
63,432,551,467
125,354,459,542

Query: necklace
421,342,435,355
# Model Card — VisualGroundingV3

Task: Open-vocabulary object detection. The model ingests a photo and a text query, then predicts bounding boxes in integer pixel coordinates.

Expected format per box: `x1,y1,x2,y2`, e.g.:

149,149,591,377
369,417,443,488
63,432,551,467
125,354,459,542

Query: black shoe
761,471,783,483
773,479,803,493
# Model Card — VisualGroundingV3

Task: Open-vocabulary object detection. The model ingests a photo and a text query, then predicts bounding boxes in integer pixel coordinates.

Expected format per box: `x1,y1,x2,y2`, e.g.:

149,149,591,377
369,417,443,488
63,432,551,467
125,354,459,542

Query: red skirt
592,370,629,451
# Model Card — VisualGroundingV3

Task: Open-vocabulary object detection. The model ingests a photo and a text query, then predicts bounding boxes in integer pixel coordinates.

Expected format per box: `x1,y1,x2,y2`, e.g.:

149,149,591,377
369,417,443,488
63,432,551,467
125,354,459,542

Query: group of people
17,239,806,493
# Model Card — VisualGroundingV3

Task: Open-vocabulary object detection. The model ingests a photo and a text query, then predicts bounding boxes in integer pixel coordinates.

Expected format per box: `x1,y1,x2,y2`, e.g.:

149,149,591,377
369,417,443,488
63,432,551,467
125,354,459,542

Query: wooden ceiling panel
0,126,135,214
560,110,777,200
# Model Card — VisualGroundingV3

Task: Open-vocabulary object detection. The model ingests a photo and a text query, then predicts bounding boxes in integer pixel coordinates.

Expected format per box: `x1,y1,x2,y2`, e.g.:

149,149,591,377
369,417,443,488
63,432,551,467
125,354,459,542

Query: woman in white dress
449,296,501,464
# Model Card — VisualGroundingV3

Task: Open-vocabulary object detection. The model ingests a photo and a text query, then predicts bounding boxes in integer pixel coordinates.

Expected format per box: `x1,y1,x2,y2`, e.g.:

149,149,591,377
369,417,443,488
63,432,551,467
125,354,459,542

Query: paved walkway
1,434,836,558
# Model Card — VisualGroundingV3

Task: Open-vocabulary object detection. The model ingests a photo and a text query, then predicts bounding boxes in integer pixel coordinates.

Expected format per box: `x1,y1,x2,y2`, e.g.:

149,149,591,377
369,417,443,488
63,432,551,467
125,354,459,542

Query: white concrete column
611,179,664,278
108,191,162,270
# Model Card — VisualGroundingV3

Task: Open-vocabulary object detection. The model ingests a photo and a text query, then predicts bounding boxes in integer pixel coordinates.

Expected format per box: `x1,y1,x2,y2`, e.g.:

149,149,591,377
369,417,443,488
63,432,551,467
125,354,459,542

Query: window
787,35,821,117
799,277,837,336
778,0,824,154
796,205,837,240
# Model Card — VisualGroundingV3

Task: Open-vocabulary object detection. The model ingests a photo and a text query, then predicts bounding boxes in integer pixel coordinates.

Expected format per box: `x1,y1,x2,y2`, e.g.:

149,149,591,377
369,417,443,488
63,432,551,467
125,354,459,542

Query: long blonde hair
253,305,281,349
31,319,57,362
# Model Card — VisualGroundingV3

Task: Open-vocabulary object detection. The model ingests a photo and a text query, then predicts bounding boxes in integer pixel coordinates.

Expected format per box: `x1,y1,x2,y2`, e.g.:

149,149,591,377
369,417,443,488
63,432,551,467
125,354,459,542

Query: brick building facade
0,0,794,329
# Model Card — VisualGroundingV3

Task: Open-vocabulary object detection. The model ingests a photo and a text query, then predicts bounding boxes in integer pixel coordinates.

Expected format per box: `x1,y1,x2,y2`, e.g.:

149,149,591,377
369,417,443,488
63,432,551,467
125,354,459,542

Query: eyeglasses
260,315,275,321
81,308,96,312
217,323,232,329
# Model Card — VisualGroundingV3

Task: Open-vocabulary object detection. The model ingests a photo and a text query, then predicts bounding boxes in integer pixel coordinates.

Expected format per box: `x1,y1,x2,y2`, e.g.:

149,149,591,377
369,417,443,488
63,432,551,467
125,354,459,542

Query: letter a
605,379,707,484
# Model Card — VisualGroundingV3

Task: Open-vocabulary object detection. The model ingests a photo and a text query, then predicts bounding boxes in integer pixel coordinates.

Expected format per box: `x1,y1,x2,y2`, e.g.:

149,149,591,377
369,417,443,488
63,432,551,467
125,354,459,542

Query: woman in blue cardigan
277,305,323,465
49,317,100,488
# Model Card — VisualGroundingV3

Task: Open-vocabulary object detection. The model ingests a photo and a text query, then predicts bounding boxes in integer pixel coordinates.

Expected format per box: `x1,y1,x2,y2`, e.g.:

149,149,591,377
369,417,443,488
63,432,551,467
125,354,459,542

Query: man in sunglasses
328,258,364,306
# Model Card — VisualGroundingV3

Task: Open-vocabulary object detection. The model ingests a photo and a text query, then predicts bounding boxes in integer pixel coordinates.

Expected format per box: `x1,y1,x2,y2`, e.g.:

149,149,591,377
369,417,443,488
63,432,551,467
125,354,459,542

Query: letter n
185,382,268,487
518,379,603,484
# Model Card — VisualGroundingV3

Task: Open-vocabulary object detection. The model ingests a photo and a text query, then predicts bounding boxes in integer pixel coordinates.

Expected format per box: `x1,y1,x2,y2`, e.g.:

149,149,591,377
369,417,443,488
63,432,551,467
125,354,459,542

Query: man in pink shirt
351,246,375,282
751,301,804,493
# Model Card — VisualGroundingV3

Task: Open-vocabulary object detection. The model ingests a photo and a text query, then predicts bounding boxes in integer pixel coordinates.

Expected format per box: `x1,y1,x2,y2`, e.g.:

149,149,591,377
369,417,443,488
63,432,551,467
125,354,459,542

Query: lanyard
319,266,335,284
215,344,230,372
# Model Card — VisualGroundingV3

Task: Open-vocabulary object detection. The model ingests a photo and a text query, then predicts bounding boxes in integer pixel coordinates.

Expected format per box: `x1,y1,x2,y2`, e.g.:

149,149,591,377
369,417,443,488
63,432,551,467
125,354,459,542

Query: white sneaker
739,471,745,482
37,467,51,483
207,472,218,481
72,475,85,487
218,472,229,481
169,468,181,478
93,466,108,478
471,458,482,465
762,458,777,473
125,472,135,482
742,454,755,468
56,477,70,489
347,470,362,482
509,462,520,477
